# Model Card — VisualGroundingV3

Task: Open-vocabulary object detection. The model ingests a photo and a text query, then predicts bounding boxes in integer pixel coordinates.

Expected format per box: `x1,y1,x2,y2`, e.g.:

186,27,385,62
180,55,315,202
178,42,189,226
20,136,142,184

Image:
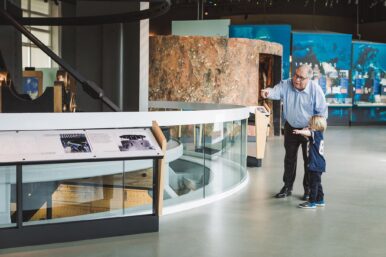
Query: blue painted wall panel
229,25,291,79
292,32,353,123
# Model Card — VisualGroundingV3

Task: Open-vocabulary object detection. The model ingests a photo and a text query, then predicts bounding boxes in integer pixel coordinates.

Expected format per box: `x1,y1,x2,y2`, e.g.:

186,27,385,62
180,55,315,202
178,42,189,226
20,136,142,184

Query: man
261,64,328,199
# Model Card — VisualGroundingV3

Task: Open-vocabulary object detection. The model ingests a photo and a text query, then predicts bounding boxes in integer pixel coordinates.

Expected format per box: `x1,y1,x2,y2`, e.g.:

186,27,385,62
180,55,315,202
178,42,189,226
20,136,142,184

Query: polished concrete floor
1,126,386,257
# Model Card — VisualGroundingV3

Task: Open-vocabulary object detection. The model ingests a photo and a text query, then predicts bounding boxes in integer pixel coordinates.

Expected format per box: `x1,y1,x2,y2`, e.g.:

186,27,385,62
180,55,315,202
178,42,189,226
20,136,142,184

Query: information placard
0,128,162,164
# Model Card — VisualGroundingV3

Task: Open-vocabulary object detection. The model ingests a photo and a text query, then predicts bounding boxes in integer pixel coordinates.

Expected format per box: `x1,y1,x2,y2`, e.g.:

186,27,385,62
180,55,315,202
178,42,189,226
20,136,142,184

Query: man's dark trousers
283,122,310,193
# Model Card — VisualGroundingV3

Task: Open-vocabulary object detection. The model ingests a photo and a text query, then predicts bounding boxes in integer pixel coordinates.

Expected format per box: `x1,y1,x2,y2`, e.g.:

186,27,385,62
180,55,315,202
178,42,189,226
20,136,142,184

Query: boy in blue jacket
293,115,327,209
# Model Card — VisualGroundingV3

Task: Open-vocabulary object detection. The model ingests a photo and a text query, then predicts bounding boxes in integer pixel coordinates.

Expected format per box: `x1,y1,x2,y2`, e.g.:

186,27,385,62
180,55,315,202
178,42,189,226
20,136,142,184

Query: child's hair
310,115,327,132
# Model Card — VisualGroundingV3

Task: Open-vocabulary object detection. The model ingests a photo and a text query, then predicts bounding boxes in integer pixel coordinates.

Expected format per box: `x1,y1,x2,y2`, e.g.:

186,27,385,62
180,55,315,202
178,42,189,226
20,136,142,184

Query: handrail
0,101,250,131
149,101,247,110
0,6,120,111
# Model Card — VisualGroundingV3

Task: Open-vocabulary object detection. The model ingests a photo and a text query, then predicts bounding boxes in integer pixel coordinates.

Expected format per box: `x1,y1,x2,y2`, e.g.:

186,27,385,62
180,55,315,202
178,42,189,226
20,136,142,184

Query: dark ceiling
168,0,386,23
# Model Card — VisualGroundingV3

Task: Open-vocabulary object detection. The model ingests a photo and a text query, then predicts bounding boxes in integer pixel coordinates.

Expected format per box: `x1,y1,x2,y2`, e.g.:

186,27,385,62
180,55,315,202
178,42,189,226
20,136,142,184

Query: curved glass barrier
149,101,248,212
0,101,248,226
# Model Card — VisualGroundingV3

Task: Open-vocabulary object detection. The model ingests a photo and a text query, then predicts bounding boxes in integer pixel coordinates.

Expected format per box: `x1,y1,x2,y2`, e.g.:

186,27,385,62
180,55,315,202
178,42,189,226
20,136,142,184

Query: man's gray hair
297,64,313,79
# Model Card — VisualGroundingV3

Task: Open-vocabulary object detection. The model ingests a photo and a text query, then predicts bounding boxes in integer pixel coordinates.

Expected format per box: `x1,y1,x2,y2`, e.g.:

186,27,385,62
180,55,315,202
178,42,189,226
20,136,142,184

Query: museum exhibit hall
0,0,385,256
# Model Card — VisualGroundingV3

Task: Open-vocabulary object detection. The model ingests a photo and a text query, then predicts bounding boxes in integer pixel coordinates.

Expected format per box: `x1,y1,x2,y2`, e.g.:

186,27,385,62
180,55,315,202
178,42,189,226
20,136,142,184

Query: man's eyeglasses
293,73,308,81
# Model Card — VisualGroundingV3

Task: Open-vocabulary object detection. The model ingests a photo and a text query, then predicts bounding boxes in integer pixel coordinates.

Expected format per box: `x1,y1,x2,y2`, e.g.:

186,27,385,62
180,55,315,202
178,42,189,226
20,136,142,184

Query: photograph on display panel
60,133,92,153
118,134,155,152
86,128,162,157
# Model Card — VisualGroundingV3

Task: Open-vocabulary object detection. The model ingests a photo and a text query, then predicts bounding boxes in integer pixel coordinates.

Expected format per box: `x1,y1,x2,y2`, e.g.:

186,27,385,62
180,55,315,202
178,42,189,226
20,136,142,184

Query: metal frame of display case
0,123,167,249
0,159,160,249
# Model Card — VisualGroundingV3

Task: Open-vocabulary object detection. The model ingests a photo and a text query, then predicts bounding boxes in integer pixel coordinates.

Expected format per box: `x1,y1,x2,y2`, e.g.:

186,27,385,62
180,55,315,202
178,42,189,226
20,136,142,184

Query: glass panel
31,0,49,14
22,161,125,226
22,46,30,69
203,120,247,197
163,124,205,207
0,166,17,228
35,67,60,90
22,34,30,44
31,30,50,46
22,10,29,17
123,160,154,216
31,47,51,68
240,119,248,178
21,0,28,10
32,25,50,31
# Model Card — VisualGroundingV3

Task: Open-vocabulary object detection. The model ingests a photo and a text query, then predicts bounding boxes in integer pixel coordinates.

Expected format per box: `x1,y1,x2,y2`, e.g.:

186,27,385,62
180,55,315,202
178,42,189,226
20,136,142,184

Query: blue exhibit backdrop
229,25,291,79
351,41,386,123
352,41,386,104
292,32,353,105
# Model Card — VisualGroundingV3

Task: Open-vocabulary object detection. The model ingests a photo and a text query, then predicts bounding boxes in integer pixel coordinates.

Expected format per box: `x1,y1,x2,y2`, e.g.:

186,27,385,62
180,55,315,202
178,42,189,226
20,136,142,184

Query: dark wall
227,14,386,43
228,14,357,36
360,21,386,43
150,12,386,44
0,26,22,91
61,1,144,112
150,6,198,35
0,0,22,92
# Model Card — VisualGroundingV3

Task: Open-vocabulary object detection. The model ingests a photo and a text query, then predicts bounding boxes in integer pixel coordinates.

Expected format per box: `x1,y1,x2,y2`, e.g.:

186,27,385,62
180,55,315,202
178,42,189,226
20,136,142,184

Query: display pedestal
247,106,270,167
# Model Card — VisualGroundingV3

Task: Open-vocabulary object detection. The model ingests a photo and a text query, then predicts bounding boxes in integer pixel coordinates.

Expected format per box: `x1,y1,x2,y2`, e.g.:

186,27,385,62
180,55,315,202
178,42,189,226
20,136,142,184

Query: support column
62,1,149,112
0,0,22,92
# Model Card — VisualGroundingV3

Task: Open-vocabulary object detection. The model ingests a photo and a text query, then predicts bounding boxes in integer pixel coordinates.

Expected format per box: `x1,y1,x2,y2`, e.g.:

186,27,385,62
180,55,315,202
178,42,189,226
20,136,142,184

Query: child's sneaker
315,200,325,207
298,201,316,209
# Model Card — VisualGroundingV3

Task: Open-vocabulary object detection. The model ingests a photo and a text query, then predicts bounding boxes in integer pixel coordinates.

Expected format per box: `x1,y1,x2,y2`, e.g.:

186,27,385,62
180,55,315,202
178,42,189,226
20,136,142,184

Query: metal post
197,0,200,20
201,0,204,20
16,165,23,228
153,159,159,215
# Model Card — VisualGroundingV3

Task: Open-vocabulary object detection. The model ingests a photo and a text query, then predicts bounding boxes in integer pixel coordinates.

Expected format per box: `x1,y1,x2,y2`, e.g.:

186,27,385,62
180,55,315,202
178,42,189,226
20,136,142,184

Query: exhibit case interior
148,101,249,213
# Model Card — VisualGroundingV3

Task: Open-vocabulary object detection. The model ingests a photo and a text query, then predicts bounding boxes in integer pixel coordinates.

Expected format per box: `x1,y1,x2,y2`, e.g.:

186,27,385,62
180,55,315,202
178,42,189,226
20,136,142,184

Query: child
293,115,327,209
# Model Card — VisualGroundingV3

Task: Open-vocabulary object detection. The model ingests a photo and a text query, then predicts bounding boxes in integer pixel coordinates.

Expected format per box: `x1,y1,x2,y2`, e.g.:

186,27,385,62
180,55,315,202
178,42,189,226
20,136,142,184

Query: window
22,0,59,69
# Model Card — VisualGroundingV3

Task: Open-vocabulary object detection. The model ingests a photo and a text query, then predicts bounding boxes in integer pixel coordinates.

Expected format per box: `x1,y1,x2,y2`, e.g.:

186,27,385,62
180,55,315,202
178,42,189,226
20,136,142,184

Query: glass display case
149,102,249,212
0,101,250,248
0,125,166,249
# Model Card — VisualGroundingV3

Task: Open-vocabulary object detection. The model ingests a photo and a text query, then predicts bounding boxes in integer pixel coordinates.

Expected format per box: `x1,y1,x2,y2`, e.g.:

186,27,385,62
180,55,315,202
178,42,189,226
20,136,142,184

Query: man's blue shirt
267,79,328,128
